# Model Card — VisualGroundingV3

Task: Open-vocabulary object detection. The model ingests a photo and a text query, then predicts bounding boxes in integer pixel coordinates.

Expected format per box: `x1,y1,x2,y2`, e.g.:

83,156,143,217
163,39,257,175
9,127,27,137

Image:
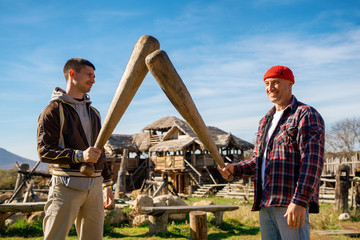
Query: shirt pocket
275,126,297,147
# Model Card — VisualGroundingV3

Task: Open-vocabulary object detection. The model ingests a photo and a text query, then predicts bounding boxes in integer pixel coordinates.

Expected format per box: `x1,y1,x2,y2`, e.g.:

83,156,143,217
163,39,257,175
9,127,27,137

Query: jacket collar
264,95,298,119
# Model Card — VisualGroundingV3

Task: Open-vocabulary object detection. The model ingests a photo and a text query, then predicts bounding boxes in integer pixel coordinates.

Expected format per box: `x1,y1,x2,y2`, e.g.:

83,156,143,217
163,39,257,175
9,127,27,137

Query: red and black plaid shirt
234,96,324,212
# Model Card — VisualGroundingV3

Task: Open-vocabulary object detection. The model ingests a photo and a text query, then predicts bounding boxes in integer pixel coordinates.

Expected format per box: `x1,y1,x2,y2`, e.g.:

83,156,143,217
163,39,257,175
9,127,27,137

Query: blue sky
1,0,359,161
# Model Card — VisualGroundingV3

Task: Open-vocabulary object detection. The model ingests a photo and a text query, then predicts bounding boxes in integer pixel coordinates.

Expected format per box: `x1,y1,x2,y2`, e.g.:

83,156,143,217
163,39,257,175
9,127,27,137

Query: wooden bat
80,35,160,176
145,49,234,181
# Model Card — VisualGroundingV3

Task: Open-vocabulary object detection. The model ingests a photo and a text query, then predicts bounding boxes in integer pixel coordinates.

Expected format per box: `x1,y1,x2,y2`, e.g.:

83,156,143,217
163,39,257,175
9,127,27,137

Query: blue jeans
259,206,310,240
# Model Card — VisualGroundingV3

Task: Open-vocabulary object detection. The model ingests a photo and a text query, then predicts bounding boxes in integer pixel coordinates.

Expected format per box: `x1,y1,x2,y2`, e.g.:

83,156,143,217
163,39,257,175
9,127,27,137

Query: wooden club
80,35,160,176
145,49,234,181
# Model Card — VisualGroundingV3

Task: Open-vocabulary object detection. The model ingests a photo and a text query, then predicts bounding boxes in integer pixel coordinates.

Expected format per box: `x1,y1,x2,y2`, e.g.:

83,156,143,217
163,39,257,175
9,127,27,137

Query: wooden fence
323,153,360,177
319,178,360,207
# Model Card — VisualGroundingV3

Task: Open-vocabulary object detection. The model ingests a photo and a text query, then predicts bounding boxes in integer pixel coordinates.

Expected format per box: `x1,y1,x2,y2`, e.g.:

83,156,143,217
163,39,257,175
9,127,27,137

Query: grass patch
1,196,359,240
310,203,344,230
0,219,43,237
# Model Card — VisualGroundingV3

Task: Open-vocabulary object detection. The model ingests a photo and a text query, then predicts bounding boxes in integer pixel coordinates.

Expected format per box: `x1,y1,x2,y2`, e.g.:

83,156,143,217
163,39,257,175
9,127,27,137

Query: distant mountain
0,147,48,171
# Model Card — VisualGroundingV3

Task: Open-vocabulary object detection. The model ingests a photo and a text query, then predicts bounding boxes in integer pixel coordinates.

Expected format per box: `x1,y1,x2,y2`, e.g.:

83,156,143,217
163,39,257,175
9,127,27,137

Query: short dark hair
63,58,95,80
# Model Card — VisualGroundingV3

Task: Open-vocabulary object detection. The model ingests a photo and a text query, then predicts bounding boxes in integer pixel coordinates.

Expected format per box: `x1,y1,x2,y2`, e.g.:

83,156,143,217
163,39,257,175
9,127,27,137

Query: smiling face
264,77,293,111
71,65,95,94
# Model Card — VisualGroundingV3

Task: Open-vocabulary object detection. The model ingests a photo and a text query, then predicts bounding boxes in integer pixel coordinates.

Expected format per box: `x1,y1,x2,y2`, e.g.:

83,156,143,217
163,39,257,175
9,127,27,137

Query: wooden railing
155,155,185,170
194,155,215,167
150,135,163,145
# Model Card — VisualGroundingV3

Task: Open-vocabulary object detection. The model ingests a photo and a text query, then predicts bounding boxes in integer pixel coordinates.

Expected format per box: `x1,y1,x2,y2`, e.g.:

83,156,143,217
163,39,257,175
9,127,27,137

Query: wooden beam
139,204,238,215
0,202,45,213
313,230,360,237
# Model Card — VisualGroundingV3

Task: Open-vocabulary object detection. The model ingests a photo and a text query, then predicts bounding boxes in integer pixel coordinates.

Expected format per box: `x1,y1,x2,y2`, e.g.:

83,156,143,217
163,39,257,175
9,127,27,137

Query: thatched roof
106,116,254,154
142,116,195,137
105,132,151,155
149,137,196,152
142,116,182,131
144,116,254,152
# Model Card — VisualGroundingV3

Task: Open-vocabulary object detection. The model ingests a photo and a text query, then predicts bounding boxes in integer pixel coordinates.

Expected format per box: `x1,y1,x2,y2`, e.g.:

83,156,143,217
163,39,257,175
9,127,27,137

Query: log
139,204,238,215
115,149,128,199
190,211,207,240
313,230,360,237
0,202,46,230
335,164,351,212
0,202,45,213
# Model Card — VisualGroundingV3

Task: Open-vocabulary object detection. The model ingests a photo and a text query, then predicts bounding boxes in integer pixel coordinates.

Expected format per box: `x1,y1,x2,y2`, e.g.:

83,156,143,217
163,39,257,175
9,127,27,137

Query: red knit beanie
263,65,294,84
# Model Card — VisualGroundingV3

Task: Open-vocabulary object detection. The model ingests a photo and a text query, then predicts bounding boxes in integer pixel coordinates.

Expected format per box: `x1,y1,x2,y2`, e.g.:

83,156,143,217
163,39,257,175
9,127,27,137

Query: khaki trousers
43,176,104,240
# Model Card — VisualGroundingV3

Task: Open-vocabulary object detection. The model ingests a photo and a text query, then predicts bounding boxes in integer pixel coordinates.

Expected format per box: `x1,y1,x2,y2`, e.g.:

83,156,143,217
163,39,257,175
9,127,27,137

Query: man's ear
69,69,75,78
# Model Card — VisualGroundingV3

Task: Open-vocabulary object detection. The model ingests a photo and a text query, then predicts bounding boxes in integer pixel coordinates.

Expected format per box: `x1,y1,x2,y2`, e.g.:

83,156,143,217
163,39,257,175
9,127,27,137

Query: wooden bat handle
80,35,160,176
146,50,233,181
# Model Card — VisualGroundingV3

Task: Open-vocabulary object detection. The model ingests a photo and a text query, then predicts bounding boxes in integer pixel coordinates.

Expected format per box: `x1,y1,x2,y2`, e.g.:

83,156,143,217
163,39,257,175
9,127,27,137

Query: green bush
0,169,18,190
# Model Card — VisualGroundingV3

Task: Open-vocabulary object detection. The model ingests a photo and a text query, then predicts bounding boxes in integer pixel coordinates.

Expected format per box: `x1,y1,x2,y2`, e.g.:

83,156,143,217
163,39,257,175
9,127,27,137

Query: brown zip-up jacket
37,88,112,182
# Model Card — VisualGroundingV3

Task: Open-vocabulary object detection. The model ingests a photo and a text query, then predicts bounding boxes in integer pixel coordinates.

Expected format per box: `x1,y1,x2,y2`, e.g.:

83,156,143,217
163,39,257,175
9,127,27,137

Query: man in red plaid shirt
219,65,324,240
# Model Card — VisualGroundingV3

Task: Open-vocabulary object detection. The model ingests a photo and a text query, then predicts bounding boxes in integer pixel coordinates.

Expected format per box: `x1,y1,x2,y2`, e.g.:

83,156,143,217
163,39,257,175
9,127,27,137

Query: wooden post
13,163,29,201
23,180,34,203
213,211,224,225
163,172,168,195
354,177,360,212
115,149,128,199
148,201,169,235
335,164,350,213
192,144,196,165
188,185,193,197
148,212,168,234
190,211,207,240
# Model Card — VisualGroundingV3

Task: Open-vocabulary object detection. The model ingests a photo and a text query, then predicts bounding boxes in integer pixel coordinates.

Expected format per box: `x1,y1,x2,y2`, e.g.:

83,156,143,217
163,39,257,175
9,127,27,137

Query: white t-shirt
261,109,284,189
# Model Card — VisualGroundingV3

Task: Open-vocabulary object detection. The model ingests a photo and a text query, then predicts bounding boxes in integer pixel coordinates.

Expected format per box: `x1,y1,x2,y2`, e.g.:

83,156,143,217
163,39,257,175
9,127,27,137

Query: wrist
74,150,84,163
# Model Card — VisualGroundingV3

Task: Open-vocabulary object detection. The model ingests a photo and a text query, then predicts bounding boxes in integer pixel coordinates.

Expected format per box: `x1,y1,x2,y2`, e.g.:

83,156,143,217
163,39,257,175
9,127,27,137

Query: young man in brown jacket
37,58,114,240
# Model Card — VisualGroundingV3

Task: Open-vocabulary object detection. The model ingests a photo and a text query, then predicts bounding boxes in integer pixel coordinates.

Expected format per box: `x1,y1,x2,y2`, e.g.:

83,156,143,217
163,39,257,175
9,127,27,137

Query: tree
326,117,360,159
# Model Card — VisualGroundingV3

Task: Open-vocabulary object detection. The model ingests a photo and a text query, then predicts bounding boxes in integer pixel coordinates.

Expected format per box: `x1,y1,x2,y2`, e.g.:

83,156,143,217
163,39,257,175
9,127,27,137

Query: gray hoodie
51,87,93,146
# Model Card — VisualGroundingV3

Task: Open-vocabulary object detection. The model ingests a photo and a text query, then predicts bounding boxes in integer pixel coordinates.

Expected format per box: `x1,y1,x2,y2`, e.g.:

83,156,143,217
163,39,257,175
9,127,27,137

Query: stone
193,200,223,225
132,214,149,227
193,200,214,206
131,189,142,199
134,194,154,213
131,194,154,227
104,206,126,226
154,194,188,220
5,212,25,227
193,200,214,216
148,200,168,234
338,213,351,221
27,211,45,224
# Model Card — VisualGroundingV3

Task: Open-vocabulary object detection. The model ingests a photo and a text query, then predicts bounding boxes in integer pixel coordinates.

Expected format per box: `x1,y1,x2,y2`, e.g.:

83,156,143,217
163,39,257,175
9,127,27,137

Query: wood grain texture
145,50,229,173
81,35,160,176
